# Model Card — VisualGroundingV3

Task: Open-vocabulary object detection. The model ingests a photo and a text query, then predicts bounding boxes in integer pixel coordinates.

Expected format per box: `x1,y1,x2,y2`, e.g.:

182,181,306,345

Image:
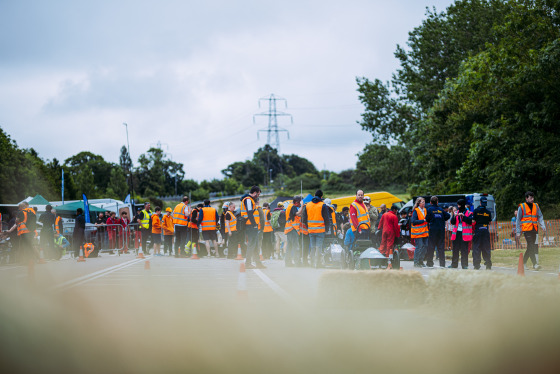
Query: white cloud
0,0,456,181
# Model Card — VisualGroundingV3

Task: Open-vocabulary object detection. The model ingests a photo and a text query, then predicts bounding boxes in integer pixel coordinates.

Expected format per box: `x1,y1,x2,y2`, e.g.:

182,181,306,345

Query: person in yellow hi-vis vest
135,202,152,255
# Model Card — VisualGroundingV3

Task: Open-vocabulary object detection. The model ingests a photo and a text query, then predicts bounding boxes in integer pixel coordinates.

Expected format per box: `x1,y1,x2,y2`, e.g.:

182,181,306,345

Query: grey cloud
42,66,248,113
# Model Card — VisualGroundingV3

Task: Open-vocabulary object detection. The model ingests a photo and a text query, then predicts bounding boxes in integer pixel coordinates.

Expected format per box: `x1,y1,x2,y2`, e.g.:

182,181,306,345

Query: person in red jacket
378,204,400,256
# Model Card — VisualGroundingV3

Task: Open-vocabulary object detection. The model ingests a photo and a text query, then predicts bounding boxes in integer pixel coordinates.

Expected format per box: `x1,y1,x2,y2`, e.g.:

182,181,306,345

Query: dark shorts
202,230,217,241
152,234,162,244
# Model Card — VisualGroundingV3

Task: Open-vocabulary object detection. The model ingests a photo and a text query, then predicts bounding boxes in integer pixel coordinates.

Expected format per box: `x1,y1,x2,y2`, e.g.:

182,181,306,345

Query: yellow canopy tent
330,191,404,212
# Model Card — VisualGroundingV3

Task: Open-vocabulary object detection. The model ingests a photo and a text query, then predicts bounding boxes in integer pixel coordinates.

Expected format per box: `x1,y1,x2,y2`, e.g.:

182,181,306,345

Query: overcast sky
0,0,455,181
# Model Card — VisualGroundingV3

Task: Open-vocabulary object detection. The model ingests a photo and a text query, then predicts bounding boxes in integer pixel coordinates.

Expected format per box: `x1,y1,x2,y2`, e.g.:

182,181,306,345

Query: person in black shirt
73,208,86,257
426,196,451,268
219,202,229,256
472,197,493,270
187,204,203,255
95,212,107,250
39,204,56,255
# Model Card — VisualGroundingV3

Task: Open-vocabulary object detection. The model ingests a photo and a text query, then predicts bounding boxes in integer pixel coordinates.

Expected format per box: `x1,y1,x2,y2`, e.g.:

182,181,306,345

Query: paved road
0,250,555,304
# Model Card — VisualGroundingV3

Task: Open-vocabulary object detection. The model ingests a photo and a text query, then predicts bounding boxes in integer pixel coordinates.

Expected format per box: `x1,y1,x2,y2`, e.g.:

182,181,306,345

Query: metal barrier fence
490,220,560,250
59,223,142,253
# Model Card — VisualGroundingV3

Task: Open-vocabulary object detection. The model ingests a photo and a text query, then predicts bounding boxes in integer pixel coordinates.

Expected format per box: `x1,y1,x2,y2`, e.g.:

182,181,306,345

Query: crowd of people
123,188,546,271
0,202,69,262
0,188,547,271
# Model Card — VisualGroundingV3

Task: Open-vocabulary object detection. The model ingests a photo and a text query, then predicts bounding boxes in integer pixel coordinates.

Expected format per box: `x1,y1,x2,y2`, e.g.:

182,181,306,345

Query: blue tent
302,193,313,204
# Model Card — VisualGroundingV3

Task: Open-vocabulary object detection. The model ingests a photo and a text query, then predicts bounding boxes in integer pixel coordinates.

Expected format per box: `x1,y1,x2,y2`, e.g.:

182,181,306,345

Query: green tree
221,160,265,187
252,145,286,181
419,0,560,216
0,127,58,202
224,178,241,195
135,148,185,196
285,173,321,192
179,179,200,196
356,0,510,149
321,172,354,193
355,144,412,190
201,179,225,193
64,152,114,197
74,164,94,197
106,168,129,200
282,154,318,177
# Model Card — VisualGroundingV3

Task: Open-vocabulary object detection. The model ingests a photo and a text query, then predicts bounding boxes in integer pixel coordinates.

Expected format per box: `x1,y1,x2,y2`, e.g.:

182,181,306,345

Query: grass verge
490,247,560,271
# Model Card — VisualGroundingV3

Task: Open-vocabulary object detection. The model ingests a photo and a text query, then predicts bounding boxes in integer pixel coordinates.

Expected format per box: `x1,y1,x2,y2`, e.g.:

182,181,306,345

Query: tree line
0,128,375,204
356,0,560,218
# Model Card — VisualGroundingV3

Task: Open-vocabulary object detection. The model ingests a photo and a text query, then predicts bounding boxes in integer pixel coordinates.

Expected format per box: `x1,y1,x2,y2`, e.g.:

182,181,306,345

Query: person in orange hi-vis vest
284,195,302,267
241,186,266,269
162,207,174,256
189,204,202,254
172,196,190,258
197,199,219,257
411,197,431,268
4,203,34,262
261,202,274,260
225,202,243,259
301,190,331,267
151,207,163,256
515,191,547,270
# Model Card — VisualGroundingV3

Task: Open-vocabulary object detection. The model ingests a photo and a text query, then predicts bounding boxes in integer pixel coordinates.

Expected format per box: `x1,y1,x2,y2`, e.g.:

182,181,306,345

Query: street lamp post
123,123,135,199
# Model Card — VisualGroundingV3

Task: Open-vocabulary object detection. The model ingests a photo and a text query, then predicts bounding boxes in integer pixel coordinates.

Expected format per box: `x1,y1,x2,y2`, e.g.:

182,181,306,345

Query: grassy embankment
491,247,560,272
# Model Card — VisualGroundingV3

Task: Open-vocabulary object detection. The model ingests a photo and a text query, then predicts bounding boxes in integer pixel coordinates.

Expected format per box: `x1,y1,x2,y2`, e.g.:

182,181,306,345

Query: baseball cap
364,196,371,202
277,202,284,207
165,207,172,213
324,198,332,207
222,201,230,209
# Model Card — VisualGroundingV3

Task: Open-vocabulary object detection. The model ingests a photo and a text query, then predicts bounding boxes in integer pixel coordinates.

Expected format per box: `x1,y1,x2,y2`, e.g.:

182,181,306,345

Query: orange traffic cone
190,244,200,260
137,248,145,259
77,246,86,262
237,262,248,300
517,252,525,276
38,248,47,264
144,260,150,270
235,244,243,260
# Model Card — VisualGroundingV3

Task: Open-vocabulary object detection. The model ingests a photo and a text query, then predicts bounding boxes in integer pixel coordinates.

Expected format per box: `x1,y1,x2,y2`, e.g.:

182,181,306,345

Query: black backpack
26,210,37,231
235,211,246,232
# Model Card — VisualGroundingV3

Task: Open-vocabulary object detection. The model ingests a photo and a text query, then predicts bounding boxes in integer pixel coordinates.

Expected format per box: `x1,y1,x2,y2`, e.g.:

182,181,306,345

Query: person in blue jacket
426,196,450,268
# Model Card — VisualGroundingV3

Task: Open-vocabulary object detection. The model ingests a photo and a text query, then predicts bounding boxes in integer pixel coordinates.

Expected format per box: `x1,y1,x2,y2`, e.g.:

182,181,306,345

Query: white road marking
253,269,304,309
50,256,152,292
0,265,24,271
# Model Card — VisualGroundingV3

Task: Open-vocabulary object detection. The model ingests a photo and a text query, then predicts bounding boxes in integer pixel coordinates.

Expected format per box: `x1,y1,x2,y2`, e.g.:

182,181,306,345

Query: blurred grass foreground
1,269,559,374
